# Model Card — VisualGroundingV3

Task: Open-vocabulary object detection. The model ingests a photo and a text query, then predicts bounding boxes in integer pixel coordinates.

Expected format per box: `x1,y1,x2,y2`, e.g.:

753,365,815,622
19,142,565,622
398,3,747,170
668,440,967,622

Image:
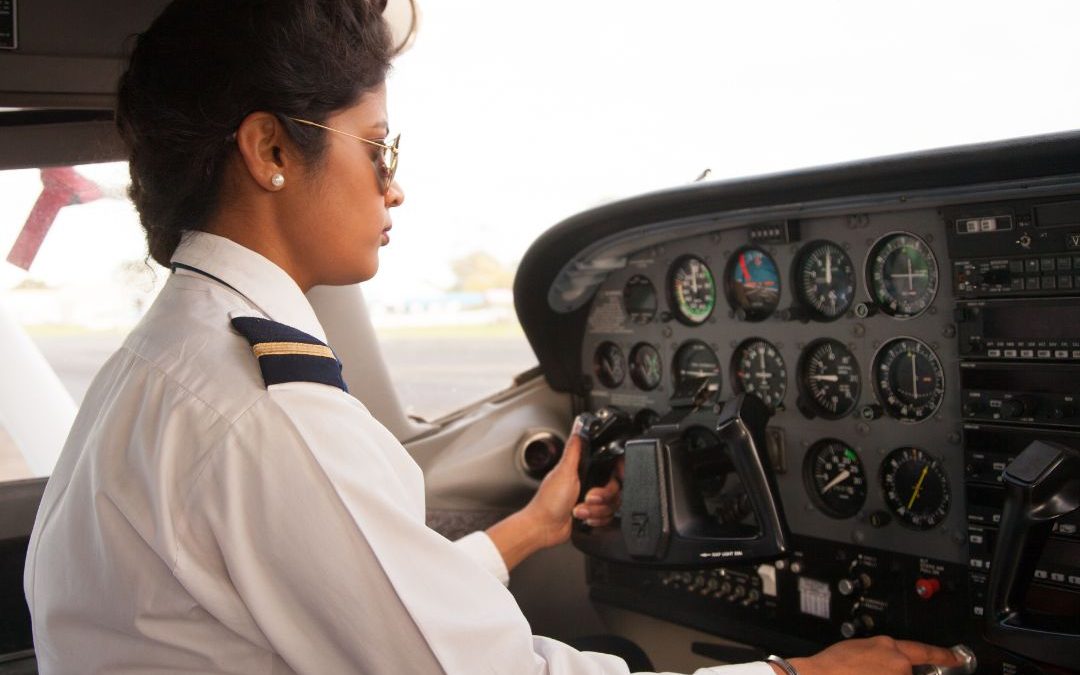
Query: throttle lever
912,644,977,675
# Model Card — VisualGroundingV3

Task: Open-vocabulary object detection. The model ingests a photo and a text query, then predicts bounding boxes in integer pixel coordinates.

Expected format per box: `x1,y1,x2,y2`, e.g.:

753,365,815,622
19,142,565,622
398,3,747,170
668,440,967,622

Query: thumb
556,419,586,474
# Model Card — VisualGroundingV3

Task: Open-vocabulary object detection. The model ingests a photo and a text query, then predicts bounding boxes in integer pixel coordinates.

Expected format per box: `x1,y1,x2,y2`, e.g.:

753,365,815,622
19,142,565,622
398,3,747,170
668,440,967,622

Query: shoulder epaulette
230,316,348,392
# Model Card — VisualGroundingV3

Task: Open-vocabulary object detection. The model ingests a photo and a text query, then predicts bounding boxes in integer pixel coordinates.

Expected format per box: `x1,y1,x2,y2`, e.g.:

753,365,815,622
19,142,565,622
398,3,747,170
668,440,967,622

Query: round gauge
880,447,951,530
669,256,716,325
866,232,939,318
629,343,663,391
725,247,781,321
803,439,867,519
672,340,721,390
794,240,856,321
592,342,626,388
797,339,861,419
872,338,945,422
623,275,658,324
731,338,787,410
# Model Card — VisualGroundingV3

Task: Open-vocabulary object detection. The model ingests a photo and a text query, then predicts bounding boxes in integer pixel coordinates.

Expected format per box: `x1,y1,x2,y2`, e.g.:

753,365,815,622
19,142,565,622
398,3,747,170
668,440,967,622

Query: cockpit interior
1,1,1079,674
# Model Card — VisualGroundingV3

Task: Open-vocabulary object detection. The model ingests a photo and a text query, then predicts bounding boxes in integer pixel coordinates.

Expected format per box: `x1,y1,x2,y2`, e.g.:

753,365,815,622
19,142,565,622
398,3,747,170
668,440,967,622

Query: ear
234,112,294,192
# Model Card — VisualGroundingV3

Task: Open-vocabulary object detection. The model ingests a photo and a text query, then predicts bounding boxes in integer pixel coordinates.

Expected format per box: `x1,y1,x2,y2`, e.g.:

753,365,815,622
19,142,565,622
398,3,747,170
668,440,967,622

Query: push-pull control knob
915,577,941,600
912,644,977,674
838,571,873,596
840,613,875,638
1002,396,1037,419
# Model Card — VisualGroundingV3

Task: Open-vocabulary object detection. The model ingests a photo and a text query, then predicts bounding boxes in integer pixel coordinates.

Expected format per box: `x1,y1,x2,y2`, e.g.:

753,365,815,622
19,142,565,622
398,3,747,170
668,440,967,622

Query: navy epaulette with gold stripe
230,316,348,392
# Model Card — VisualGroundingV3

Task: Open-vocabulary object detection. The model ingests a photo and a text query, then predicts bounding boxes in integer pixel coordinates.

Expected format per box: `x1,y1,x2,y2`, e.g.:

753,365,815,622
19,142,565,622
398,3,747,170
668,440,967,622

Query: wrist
765,655,800,675
486,509,546,573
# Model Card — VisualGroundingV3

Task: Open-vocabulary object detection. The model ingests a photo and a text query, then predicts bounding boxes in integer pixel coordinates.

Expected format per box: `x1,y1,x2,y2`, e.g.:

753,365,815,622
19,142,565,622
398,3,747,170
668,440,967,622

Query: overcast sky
3,0,1080,302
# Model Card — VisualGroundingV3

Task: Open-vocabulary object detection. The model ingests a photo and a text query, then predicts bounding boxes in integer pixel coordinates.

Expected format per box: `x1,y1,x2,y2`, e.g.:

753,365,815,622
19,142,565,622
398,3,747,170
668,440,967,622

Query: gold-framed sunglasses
286,116,400,194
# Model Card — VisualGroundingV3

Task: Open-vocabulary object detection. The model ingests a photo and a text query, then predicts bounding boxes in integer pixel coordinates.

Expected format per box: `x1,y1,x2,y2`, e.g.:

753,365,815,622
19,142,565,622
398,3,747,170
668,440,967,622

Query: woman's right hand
779,636,962,675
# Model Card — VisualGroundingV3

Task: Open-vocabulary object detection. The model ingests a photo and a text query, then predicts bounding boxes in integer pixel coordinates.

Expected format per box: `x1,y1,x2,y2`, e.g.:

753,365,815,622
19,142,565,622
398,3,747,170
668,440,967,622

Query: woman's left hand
523,419,623,549
487,419,622,570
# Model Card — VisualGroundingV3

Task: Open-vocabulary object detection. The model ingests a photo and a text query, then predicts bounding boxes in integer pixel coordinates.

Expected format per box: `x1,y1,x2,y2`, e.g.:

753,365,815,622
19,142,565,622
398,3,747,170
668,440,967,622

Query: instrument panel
581,209,965,564
518,135,1080,672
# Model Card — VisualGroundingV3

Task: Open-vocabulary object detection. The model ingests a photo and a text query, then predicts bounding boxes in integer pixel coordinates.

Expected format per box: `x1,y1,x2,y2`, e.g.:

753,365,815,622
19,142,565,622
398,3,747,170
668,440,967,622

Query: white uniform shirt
24,231,772,675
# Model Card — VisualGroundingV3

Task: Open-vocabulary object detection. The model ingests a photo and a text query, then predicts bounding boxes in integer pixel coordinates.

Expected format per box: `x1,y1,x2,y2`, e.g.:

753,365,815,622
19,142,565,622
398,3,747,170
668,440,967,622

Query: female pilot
24,1,963,673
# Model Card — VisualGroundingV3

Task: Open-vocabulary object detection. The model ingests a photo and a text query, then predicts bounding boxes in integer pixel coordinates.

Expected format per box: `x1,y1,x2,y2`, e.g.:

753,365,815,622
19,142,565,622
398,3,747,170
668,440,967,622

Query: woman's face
284,84,404,287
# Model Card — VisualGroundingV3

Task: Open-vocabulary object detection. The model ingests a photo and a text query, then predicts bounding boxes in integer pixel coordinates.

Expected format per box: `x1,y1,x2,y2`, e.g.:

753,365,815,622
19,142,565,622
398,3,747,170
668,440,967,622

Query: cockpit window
364,0,1080,420
0,162,157,481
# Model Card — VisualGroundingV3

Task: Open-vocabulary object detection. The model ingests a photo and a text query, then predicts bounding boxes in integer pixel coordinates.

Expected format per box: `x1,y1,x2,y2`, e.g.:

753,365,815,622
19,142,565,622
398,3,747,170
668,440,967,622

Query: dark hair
116,0,393,266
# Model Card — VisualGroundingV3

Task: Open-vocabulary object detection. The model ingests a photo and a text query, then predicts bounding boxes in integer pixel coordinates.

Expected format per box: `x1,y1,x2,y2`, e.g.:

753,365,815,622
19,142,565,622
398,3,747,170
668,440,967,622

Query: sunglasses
286,117,400,194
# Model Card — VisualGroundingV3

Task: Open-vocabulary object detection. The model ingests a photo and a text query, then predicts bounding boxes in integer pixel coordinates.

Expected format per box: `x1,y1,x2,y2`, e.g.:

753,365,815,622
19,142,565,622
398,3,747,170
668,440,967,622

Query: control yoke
985,440,1080,671
571,387,790,567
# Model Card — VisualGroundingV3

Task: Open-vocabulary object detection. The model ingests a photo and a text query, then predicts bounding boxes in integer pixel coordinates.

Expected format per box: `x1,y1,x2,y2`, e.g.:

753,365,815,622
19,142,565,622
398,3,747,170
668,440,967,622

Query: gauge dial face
592,342,626,388
629,343,663,391
795,240,856,321
623,274,658,324
797,339,861,419
725,247,781,321
866,233,939,318
803,439,867,519
881,447,951,530
669,256,716,325
673,340,721,390
873,338,945,422
731,338,787,410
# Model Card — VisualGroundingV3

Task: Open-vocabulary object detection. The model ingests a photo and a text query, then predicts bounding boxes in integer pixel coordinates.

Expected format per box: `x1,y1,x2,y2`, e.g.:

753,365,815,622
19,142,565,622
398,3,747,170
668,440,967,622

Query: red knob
915,577,941,600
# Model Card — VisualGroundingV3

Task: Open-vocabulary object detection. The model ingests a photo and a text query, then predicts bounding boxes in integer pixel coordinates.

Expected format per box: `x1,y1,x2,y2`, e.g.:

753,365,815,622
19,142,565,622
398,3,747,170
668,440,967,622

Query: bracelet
765,654,799,675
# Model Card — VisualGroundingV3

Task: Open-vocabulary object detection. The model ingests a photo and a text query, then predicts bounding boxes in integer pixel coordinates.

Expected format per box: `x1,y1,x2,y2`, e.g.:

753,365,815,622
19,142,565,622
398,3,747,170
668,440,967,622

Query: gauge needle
910,352,919,398
740,255,753,286
906,256,914,291
907,465,929,509
821,469,851,493
759,348,766,372
691,262,699,294
809,374,839,382
825,248,832,285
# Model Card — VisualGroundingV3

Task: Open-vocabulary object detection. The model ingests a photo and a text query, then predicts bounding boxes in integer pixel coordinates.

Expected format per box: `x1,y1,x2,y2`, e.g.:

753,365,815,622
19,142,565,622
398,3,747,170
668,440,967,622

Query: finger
584,477,620,503
556,427,583,475
893,640,962,667
578,502,616,521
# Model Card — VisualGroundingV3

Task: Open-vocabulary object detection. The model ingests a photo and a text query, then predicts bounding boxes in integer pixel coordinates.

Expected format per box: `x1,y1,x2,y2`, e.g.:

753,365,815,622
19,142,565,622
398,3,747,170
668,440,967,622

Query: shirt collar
170,231,328,343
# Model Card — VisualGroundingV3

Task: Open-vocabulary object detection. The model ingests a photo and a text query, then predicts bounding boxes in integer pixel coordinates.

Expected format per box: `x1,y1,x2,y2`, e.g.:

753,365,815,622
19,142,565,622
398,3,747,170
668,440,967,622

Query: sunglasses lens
381,137,399,192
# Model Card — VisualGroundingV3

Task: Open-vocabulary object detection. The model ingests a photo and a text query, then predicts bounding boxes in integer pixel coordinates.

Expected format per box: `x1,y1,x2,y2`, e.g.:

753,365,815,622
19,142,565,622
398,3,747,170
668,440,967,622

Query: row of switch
1009,255,1080,274
983,348,1080,359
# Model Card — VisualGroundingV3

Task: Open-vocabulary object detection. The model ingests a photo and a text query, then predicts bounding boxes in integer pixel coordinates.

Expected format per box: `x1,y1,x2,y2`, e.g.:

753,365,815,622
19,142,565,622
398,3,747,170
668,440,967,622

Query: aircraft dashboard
514,132,1080,674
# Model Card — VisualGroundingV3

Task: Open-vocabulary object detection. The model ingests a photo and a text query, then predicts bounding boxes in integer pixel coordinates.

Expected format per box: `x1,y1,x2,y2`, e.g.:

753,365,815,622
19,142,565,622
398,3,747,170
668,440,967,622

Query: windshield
368,0,1080,309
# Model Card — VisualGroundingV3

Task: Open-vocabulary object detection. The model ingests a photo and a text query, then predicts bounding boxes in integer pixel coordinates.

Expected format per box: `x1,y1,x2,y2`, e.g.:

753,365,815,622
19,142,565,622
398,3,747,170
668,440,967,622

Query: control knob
1001,397,1037,420
915,577,941,600
838,571,873,596
840,612,875,638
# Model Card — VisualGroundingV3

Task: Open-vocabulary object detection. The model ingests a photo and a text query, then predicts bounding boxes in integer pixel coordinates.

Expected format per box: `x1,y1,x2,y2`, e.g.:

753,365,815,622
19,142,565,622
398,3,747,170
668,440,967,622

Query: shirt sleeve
174,384,776,675
453,531,511,586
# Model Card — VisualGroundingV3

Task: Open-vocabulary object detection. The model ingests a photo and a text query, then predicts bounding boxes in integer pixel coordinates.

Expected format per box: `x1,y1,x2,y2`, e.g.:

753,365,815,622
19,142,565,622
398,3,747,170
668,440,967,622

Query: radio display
982,303,1080,341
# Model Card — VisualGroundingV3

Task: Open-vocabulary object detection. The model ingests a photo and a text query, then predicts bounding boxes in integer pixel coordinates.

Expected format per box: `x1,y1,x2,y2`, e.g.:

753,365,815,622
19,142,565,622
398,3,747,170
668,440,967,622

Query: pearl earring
271,173,285,188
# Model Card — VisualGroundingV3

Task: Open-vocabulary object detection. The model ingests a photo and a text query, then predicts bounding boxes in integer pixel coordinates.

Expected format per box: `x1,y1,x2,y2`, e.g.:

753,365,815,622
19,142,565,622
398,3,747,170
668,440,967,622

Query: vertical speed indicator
796,339,861,419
